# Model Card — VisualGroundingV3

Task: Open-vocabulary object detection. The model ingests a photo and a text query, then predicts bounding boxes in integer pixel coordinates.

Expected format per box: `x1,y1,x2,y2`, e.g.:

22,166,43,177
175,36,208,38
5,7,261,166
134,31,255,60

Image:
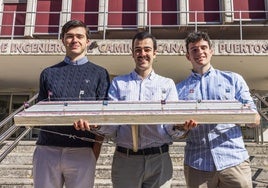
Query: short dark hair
185,31,212,52
132,31,157,51
60,20,90,39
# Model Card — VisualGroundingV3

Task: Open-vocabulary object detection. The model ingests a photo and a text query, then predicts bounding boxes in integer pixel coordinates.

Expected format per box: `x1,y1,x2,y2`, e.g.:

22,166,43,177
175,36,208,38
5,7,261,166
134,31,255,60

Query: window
107,0,137,28
188,0,220,23
71,0,99,31
233,0,266,20
147,0,178,26
35,0,62,34
1,3,26,36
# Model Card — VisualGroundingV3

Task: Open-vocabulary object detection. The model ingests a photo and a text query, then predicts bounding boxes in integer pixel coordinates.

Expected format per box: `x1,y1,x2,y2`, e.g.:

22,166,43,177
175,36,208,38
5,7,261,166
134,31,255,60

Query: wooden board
14,100,258,126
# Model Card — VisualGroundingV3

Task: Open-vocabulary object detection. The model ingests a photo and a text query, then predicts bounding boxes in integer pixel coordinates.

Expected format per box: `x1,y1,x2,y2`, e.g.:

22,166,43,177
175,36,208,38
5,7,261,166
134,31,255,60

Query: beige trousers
33,145,96,188
184,160,252,188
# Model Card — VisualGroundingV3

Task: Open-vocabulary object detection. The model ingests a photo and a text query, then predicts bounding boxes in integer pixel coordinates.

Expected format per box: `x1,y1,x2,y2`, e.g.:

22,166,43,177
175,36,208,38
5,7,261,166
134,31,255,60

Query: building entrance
0,93,38,140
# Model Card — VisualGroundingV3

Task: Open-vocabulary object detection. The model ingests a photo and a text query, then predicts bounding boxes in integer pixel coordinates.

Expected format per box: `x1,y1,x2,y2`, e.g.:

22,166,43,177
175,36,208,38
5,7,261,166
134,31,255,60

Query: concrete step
93,179,112,188
0,141,186,154
0,165,32,178
245,143,268,155
1,162,267,180
94,168,268,188
0,164,185,180
95,165,185,180
0,141,267,188
1,153,33,165
2,151,267,171
252,167,268,186
0,152,185,166
0,172,267,188
0,178,33,187
250,155,268,167
1,141,267,155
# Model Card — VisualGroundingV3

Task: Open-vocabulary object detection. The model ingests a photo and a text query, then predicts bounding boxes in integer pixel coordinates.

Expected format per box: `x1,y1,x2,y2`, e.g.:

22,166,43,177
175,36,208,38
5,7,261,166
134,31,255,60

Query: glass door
0,95,11,133
10,94,32,139
0,95,10,121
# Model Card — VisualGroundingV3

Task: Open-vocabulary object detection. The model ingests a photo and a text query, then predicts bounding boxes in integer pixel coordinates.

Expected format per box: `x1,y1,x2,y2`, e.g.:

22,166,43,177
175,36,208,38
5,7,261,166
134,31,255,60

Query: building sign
0,39,268,55
218,42,268,54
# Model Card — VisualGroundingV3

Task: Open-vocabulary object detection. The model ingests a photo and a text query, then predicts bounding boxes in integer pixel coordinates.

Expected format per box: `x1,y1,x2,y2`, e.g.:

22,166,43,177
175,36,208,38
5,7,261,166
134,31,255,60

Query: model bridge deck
14,100,258,126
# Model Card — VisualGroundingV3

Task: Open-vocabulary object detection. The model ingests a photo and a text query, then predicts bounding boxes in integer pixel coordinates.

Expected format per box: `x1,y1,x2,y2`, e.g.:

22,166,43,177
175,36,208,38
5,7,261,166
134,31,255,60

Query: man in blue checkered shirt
176,31,260,188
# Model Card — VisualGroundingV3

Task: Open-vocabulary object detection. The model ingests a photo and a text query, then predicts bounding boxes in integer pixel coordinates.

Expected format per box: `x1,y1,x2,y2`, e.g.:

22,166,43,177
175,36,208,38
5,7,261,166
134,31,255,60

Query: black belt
116,144,169,155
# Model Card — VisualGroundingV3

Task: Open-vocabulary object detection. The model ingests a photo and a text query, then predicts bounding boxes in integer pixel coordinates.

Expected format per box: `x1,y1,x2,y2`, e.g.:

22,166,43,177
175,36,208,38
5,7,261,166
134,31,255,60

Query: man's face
132,38,156,72
62,26,89,59
186,39,213,71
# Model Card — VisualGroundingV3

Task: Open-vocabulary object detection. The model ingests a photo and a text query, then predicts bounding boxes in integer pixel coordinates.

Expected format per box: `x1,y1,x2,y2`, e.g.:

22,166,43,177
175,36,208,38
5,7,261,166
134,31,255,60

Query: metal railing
0,93,38,162
252,93,268,144
0,10,267,40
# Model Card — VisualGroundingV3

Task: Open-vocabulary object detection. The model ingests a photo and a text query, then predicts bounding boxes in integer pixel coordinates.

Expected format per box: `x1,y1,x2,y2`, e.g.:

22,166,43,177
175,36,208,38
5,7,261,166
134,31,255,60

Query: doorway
0,93,38,140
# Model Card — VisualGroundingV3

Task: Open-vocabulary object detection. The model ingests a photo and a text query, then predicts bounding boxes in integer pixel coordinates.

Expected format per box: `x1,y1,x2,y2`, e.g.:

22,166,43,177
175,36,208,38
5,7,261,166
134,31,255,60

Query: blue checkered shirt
176,67,256,171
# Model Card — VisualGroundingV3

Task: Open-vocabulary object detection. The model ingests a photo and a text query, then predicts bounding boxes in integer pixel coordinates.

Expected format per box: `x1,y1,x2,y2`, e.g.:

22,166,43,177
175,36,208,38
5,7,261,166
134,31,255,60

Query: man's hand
73,119,100,131
173,119,198,131
246,113,261,128
73,119,102,160
172,119,197,139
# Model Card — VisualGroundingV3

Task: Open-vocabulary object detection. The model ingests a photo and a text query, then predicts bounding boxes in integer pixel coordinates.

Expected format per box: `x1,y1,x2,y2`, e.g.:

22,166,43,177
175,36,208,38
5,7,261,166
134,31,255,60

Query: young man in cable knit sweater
33,20,110,188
